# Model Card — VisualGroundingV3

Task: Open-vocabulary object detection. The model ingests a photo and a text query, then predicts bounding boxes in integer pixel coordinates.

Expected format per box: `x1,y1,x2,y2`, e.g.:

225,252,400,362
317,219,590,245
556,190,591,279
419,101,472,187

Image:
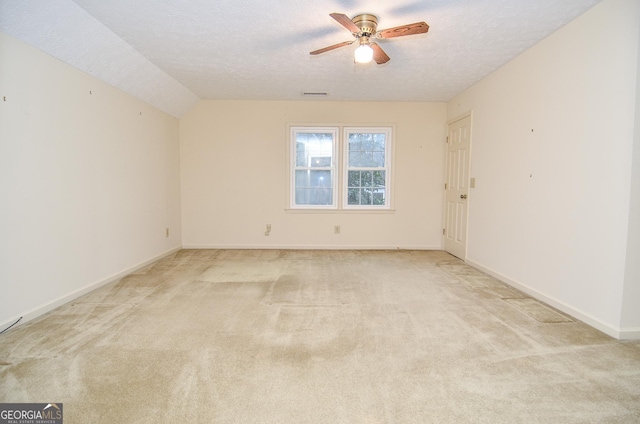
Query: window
291,127,337,209
289,126,392,210
344,127,391,209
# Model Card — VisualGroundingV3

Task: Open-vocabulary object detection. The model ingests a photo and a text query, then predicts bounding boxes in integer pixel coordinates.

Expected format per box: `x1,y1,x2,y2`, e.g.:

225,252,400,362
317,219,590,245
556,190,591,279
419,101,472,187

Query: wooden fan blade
330,13,360,33
371,42,390,64
376,22,429,39
310,40,354,55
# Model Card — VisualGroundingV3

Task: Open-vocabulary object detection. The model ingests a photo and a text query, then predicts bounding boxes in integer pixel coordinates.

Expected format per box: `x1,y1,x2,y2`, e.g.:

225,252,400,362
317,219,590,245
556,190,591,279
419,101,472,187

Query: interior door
444,114,471,259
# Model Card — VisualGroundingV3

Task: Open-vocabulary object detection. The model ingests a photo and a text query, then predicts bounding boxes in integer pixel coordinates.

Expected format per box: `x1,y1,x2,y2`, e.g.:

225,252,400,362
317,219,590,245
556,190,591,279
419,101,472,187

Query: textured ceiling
1,0,602,117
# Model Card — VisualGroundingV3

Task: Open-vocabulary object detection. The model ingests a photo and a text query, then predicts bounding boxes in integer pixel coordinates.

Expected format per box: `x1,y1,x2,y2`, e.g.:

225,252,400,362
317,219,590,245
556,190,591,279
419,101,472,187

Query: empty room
1,0,639,422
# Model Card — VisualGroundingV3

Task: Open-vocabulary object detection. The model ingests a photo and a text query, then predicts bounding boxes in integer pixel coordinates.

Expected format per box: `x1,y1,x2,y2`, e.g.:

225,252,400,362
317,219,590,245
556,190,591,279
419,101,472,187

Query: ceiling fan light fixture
354,42,374,64
310,12,428,65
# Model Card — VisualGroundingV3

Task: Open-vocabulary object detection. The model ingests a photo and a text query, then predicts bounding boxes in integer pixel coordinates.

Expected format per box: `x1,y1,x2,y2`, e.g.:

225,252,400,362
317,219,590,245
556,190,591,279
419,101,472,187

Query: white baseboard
182,244,442,250
0,246,182,334
465,258,638,340
618,327,640,340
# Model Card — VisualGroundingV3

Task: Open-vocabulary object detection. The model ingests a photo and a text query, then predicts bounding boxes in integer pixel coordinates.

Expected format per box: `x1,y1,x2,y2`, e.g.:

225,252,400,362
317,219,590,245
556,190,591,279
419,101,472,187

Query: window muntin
344,128,391,209
290,128,337,208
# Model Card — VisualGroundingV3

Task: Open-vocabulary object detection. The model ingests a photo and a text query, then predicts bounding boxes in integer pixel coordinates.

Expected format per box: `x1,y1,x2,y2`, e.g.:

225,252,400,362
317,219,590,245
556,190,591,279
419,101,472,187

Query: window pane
296,133,333,167
372,189,385,205
350,152,378,167
348,132,386,168
295,188,308,205
348,170,360,187
348,188,360,205
295,170,307,187
295,142,306,167
373,170,385,187
361,171,373,187
373,134,386,150
310,188,333,205
310,170,332,188
295,187,334,205
362,134,374,151
348,151,361,167
372,152,385,167
349,137,361,151
294,170,333,205
359,188,371,205
295,170,332,187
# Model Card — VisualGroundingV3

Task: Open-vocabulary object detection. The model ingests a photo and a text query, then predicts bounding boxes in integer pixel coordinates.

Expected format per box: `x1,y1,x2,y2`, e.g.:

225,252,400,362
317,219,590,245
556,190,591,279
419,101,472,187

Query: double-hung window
344,127,391,209
289,126,392,210
291,127,338,209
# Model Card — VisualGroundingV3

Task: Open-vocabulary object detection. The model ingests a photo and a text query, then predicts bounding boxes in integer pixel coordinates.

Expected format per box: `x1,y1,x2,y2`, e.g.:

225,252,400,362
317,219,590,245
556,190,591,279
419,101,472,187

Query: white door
444,115,471,259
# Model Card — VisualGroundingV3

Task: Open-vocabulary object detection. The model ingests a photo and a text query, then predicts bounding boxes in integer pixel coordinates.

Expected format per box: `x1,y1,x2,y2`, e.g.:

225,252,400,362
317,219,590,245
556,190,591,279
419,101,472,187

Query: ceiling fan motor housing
352,14,378,36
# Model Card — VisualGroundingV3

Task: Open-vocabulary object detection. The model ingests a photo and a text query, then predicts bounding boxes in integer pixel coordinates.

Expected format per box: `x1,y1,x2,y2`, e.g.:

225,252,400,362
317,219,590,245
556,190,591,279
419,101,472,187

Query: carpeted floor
1,249,639,423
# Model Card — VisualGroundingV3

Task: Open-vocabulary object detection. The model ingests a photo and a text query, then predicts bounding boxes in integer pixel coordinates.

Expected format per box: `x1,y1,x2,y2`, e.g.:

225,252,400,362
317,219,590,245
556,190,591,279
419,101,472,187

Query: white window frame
288,125,393,211
289,127,338,210
342,127,392,210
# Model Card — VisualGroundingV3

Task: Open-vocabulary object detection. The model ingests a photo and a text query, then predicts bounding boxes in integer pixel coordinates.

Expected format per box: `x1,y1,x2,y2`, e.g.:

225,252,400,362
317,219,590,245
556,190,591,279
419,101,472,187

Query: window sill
285,208,396,214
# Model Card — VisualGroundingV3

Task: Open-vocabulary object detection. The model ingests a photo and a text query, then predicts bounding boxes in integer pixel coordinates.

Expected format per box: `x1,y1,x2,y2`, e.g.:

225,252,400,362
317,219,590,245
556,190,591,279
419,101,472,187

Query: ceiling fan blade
310,40,354,56
376,22,429,39
330,13,360,33
371,43,390,64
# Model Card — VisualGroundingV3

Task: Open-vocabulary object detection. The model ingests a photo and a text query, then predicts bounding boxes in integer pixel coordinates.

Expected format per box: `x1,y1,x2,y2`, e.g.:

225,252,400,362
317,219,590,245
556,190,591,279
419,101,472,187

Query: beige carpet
1,250,639,423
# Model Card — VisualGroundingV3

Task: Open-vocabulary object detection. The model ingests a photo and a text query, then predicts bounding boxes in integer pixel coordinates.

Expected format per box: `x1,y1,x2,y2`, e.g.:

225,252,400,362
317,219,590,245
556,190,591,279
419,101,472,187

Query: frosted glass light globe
354,44,374,63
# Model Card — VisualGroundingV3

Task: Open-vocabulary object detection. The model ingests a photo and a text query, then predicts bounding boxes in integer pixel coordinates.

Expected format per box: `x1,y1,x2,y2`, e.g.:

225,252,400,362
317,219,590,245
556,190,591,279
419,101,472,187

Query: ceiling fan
310,13,429,64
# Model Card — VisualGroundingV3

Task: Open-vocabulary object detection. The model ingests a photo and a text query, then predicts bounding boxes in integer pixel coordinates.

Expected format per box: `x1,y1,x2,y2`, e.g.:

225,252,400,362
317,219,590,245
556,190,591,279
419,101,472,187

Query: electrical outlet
334,225,340,234
265,224,271,236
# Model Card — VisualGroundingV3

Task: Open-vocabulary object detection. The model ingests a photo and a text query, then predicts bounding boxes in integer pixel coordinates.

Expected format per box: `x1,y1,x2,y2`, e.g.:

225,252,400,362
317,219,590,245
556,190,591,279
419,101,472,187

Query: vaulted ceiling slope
0,0,602,118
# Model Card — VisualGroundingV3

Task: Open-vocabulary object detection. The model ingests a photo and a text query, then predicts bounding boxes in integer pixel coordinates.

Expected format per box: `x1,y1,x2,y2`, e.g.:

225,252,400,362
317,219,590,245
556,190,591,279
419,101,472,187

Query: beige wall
0,33,182,328
180,100,447,249
622,11,640,330
447,0,640,338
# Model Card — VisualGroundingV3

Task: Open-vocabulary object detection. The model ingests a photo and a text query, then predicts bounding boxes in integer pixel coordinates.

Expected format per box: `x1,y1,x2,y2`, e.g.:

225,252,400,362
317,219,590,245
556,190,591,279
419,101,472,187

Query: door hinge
444,183,447,190
443,228,446,235
446,136,449,143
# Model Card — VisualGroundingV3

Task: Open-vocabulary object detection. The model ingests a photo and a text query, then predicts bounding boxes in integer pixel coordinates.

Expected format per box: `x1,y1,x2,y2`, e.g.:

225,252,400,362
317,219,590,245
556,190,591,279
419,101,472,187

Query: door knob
460,194,467,199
